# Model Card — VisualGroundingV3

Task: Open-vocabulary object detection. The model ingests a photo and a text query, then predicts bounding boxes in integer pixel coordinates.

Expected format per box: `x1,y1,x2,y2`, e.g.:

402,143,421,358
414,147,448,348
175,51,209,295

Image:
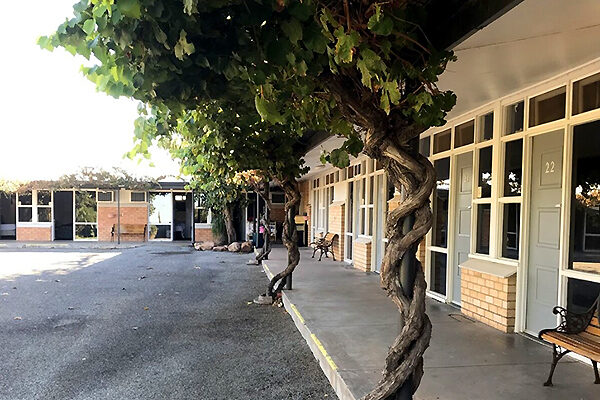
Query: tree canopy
42,1,458,399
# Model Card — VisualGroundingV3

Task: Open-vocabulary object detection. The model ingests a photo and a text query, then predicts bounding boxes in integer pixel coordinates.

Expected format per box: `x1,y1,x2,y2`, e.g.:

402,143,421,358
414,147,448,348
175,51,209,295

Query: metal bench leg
318,247,324,261
330,247,336,261
544,344,569,387
593,360,600,384
312,247,318,258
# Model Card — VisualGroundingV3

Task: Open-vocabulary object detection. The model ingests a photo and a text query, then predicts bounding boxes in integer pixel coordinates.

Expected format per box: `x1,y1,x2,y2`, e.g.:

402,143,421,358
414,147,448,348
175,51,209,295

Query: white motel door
452,152,473,304
526,130,563,334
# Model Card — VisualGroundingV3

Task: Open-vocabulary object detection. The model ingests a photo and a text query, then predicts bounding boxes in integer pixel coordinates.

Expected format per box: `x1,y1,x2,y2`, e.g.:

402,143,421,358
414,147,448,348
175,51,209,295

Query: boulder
213,245,228,252
240,241,254,253
200,241,215,251
228,242,242,252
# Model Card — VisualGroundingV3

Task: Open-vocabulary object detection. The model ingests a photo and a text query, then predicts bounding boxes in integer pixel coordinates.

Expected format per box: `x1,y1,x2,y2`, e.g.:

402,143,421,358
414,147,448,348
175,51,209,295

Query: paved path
0,244,337,400
263,246,599,400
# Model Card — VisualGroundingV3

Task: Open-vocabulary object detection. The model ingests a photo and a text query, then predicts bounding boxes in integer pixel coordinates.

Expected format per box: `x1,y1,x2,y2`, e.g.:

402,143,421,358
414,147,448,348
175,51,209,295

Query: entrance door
54,191,73,240
374,175,385,272
452,152,472,304
526,130,563,333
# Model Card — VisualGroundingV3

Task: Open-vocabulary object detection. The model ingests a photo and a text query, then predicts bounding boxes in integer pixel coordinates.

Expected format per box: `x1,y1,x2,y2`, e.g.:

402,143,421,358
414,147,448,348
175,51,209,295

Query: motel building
299,0,600,336
0,182,214,244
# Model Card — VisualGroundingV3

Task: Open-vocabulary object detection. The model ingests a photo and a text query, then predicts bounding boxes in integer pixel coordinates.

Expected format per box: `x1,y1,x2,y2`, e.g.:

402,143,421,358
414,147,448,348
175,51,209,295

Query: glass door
149,192,173,240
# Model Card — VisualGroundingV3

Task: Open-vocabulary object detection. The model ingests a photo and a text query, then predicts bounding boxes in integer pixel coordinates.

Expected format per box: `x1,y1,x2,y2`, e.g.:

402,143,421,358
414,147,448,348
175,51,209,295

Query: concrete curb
261,260,356,400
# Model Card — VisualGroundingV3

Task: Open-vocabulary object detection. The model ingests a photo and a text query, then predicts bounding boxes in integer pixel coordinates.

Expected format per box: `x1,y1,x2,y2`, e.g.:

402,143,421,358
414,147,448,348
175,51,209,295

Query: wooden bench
310,232,338,261
539,295,600,386
111,224,147,241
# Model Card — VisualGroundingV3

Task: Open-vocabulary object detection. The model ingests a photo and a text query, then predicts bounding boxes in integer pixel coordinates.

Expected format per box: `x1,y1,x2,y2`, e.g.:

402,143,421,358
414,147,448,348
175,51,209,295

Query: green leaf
367,14,394,36
183,0,198,15
82,19,95,35
174,30,195,60
282,19,302,45
117,0,141,19
329,149,349,168
254,95,284,124
334,28,358,64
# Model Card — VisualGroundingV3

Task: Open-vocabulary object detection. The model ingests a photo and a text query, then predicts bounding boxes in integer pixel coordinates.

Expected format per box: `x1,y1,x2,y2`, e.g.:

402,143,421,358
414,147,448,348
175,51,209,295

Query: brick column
461,268,517,333
328,200,345,261
354,238,372,271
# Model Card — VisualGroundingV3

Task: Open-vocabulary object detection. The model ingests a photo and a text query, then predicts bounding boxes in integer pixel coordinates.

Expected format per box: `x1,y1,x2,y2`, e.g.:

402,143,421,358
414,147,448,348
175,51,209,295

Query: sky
0,1,181,181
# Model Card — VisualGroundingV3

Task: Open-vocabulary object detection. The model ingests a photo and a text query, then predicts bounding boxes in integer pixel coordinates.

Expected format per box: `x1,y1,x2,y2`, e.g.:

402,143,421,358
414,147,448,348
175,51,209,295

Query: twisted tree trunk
361,133,435,400
267,177,301,298
223,204,237,244
256,181,272,264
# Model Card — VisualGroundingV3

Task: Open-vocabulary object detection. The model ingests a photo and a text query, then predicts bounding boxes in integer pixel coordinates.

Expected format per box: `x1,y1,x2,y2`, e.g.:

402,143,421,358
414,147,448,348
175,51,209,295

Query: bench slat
541,331,600,361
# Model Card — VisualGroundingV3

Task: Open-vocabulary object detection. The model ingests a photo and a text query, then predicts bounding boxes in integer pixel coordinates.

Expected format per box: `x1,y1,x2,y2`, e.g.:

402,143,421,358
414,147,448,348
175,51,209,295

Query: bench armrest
546,305,596,335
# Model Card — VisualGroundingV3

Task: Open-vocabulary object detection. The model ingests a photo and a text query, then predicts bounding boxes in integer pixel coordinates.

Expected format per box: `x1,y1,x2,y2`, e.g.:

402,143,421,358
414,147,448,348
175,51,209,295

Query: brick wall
461,269,517,333
16,226,52,241
328,201,345,261
97,205,148,242
354,238,372,271
195,227,213,242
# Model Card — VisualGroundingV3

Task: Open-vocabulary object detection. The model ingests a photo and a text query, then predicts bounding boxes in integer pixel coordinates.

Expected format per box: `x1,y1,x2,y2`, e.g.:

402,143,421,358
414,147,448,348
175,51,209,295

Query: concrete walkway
263,247,599,400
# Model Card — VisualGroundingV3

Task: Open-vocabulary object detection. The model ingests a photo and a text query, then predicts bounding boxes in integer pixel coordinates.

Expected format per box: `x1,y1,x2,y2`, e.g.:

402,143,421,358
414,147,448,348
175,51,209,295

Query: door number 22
545,161,555,174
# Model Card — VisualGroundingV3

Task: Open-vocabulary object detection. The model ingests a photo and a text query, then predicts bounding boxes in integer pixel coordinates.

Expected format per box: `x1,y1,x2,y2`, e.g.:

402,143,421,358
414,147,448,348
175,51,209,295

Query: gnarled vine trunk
256,181,272,264
223,205,237,244
267,177,301,298
361,133,435,400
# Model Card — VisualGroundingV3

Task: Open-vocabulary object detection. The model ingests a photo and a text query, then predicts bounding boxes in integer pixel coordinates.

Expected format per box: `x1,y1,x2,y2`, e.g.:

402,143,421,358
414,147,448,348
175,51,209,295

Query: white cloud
0,1,181,181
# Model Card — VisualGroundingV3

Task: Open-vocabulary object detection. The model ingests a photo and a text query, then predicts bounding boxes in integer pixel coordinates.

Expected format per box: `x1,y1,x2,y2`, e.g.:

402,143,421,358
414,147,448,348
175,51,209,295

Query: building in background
0,182,213,243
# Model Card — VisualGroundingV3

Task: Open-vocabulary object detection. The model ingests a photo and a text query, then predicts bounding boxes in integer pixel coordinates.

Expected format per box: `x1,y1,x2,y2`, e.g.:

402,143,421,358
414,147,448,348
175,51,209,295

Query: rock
240,241,254,253
213,245,228,252
193,242,203,251
200,241,215,251
228,242,242,252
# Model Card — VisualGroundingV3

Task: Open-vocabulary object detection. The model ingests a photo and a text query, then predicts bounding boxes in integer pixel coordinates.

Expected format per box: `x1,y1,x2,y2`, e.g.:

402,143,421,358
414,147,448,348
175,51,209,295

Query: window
573,72,600,115
504,101,524,135
501,203,520,259
478,112,494,142
17,190,53,223
567,278,600,313
433,129,451,154
431,252,447,295
271,193,285,204
432,158,450,247
75,191,98,240
454,120,474,148
503,139,523,197
131,192,146,202
570,121,600,274
17,192,33,222
419,136,431,157
476,204,491,254
194,208,209,224
529,86,566,127
478,147,493,198
18,207,33,223
98,191,113,202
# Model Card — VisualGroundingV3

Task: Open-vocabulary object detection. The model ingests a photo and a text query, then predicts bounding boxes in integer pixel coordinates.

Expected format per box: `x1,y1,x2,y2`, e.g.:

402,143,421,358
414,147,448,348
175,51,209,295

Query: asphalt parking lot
0,244,336,400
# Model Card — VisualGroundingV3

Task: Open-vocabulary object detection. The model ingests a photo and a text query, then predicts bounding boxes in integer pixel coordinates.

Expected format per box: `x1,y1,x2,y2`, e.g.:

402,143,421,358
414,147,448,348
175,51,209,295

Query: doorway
173,193,192,241
149,192,173,240
374,175,385,273
54,191,73,240
0,193,16,239
526,129,563,334
452,152,473,304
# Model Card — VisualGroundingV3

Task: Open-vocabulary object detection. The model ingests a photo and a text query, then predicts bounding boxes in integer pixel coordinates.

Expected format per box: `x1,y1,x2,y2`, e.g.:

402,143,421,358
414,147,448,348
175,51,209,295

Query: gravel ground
0,244,337,400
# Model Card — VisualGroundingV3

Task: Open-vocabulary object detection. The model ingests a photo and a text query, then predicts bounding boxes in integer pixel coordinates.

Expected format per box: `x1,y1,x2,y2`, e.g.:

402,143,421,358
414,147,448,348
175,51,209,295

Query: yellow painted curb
290,303,305,324
311,333,338,371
